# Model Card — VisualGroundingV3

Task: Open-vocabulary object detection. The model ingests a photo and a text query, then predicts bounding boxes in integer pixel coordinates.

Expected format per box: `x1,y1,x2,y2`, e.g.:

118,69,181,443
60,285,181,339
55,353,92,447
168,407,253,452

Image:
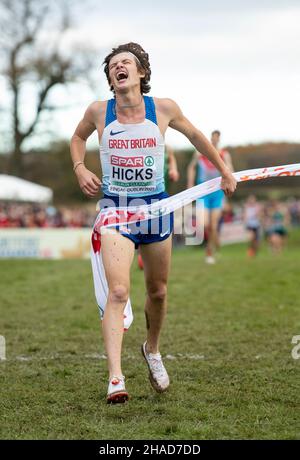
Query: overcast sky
3,0,300,150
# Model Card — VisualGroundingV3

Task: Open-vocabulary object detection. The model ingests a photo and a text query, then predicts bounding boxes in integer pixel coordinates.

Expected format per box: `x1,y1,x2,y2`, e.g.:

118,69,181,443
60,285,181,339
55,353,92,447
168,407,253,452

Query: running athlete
70,43,237,403
265,200,289,254
243,195,262,257
187,130,234,264
138,145,179,269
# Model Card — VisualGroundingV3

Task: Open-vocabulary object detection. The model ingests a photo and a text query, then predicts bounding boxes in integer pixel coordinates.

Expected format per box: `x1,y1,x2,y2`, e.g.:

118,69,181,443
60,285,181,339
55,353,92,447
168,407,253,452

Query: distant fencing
220,222,248,245
0,229,91,259
0,223,248,259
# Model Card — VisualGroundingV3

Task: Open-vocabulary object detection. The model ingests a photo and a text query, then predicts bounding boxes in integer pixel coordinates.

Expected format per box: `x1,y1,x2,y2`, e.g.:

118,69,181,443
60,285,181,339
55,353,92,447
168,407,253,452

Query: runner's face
211,133,220,147
108,52,145,93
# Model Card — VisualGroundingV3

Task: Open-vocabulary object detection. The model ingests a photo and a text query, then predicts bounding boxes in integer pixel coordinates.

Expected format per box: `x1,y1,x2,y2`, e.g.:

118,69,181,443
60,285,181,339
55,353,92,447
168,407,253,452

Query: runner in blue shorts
137,145,179,269
188,130,234,264
70,43,236,403
100,190,174,248
200,189,225,210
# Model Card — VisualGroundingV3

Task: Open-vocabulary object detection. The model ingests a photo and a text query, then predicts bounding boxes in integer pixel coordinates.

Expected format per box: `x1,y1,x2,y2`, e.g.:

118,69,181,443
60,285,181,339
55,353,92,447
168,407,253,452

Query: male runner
70,43,236,403
187,130,234,264
137,145,179,269
243,195,262,257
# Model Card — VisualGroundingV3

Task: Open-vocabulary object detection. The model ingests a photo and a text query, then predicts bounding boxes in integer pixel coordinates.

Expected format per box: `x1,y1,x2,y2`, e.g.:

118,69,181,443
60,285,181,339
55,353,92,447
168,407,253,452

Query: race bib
108,154,157,194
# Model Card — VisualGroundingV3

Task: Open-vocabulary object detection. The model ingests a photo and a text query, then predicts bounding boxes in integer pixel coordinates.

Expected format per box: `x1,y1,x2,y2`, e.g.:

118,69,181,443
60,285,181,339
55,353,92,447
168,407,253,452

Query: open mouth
116,71,128,82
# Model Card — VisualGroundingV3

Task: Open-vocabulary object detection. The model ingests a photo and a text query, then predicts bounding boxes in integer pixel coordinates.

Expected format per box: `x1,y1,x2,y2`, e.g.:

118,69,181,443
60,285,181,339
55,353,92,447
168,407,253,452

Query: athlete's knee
147,283,167,304
108,284,129,305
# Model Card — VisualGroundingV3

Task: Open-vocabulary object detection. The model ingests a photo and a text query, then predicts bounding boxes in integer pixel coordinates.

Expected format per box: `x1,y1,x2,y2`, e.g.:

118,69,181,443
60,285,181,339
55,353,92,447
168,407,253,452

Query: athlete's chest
100,121,165,195
96,101,168,140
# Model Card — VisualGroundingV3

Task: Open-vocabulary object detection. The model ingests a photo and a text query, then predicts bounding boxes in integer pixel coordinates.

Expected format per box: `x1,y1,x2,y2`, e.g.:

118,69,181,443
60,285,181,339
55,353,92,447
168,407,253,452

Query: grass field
0,233,300,440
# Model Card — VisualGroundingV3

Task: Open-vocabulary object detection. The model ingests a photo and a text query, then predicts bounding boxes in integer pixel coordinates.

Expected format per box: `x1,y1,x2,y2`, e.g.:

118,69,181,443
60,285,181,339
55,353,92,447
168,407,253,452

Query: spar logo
111,155,144,167
145,156,154,167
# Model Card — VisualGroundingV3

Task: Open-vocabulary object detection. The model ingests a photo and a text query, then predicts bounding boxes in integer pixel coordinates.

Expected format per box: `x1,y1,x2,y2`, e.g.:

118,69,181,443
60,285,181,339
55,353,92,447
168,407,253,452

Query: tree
0,0,97,176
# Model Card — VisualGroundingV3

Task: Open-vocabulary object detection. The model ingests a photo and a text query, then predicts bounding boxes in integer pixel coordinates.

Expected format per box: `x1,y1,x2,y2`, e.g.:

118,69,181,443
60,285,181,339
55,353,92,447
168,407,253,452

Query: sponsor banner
0,229,91,259
220,222,248,245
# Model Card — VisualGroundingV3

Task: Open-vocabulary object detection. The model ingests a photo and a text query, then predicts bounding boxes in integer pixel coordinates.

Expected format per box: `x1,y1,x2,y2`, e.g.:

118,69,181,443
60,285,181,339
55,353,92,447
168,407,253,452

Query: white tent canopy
0,175,53,203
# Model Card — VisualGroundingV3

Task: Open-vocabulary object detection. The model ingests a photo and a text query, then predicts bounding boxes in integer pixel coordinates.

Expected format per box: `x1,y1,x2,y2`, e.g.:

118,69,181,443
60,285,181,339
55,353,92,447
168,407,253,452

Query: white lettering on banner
0,236,39,257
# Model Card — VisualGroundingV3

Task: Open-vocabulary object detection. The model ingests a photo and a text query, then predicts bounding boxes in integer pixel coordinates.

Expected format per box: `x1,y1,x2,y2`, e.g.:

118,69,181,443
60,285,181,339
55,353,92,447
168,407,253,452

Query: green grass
0,233,300,440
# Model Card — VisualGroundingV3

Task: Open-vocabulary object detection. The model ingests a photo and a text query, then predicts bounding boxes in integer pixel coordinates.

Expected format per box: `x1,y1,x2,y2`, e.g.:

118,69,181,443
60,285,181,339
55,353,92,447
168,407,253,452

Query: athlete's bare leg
247,229,259,256
100,230,135,379
210,208,222,251
140,235,172,354
203,208,211,254
205,208,222,256
269,233,284,254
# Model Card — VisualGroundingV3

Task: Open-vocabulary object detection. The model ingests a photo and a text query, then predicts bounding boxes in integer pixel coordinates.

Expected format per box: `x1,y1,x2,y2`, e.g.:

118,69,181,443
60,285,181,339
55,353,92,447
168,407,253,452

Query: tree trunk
8,78,24,176
8,138,24,177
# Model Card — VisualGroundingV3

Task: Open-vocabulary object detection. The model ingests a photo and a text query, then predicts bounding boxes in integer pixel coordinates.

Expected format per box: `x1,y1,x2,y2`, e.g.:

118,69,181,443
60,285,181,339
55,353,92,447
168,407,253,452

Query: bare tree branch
0,0,98,175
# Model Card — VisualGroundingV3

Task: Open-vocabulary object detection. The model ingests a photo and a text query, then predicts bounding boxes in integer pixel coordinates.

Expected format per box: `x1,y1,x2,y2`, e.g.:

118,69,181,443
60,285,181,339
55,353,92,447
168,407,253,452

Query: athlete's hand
169,168,180,182
221,169,237,197
75,165,101,198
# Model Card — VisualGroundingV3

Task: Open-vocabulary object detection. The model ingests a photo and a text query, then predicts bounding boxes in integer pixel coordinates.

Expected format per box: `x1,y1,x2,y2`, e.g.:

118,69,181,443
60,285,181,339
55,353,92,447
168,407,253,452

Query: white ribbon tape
95,163,300,230
91,162,300,330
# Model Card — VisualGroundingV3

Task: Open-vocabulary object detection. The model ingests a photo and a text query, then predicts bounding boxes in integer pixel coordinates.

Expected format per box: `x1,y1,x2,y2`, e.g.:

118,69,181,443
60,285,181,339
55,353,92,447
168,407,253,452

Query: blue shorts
196,190,224,210
99,191,174,248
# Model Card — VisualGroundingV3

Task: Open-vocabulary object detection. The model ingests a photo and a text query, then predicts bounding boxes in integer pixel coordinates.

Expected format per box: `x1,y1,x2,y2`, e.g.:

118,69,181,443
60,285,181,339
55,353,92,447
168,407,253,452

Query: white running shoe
141,342,170,392
106,375,129,404
205,255,216,264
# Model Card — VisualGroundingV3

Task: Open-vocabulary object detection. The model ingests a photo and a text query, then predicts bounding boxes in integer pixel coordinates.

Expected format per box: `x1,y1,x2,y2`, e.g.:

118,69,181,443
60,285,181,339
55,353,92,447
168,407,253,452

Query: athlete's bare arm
224,151,234,172
166,146,179,182
187,151,198,188
156,98,237,196
70,102,104,198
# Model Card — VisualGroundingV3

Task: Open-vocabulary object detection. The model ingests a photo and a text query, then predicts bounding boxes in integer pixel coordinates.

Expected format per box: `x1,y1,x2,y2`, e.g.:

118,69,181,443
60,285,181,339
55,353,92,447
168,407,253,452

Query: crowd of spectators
0,202,97,228
220,197,300,228
1,198,300,229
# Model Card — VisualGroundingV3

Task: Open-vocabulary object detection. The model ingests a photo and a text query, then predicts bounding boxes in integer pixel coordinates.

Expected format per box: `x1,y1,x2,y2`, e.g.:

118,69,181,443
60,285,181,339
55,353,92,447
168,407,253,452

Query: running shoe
141,342,169,392
205,255,216,264
107,375,129,404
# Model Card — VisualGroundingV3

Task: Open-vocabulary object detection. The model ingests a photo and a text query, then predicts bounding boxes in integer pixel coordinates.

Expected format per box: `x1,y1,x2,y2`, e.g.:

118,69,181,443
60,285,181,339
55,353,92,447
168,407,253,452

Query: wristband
73,161,84,172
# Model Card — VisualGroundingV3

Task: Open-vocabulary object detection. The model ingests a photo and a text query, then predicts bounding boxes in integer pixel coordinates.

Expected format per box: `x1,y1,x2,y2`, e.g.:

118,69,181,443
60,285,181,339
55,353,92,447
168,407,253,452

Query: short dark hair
103,42,151,94
211,130,221,136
